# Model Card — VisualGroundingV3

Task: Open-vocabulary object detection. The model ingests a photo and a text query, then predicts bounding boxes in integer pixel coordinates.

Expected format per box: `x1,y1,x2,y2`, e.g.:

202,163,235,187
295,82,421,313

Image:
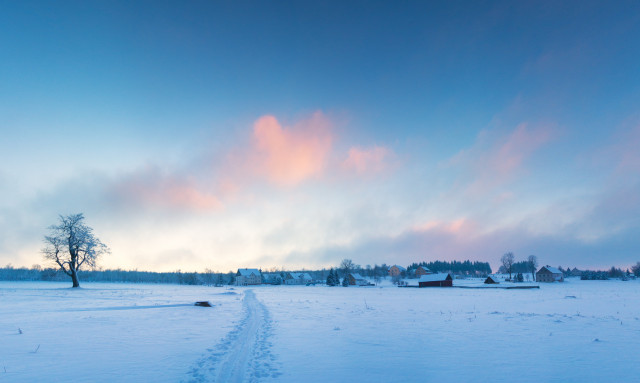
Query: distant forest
407,260,492,275
1,260,638,285
0,266,224,285
0,259,493,285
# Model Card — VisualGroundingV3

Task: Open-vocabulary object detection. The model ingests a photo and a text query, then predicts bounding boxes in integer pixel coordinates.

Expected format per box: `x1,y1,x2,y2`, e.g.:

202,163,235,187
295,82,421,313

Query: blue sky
1,1,639,272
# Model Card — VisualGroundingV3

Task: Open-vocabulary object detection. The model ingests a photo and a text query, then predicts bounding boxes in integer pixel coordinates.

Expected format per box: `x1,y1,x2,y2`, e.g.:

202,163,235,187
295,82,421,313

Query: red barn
418,273,453,287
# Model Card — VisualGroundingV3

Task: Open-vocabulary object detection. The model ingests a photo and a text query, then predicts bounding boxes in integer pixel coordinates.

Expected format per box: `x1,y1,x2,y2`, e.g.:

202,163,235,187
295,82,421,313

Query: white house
536,266,564,282
235,268,262,286
284,272,313,285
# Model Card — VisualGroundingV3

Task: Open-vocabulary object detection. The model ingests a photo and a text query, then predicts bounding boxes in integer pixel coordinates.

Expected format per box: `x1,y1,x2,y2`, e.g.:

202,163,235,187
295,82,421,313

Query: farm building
284,272,313,285
415,266,432,277
235,268,262,286
347,273,369,286
536,266,564,282
569,267,583,277
418,273,453,287
484,275,500,284
263,273,283,285
388,265,406,277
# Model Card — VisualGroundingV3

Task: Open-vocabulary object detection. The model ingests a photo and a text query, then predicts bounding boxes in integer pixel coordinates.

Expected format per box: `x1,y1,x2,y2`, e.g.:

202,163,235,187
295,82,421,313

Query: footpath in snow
186,290,280,383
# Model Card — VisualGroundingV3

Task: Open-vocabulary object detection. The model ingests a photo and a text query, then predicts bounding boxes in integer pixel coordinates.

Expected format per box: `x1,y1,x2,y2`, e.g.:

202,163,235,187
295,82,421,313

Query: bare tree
501,252,515,281
527,255,538,281
339,259,356,275
42,214,110,288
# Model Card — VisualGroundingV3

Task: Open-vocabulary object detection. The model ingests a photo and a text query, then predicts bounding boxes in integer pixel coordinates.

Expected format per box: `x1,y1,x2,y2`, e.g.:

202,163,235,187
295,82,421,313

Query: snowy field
1,279,639,382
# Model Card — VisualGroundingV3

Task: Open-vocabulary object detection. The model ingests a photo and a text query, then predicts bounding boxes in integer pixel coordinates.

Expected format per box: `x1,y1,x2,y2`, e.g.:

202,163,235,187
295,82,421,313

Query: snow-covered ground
1,279,639,382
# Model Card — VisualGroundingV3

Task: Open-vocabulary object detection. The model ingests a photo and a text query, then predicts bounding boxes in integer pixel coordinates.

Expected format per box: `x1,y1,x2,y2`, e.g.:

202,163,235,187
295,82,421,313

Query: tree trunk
70,269,80,288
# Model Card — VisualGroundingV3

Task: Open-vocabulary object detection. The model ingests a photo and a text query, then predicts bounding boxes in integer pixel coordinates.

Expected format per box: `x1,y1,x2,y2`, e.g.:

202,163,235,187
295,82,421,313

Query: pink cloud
111,111,394,211
342,145,393,175
113,167,222,211
247,112,333,186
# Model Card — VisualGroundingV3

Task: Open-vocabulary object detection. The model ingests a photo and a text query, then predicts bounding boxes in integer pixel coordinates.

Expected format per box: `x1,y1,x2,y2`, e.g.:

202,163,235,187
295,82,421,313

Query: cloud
565,124,640,242
111,166,222,211
342,145,394,175
3,113,640,273
108,112,400,213
248,112,333,186
612,124,640,175
278,213,640,271
108,112,335,210
412,218,474,237
448,123,554,194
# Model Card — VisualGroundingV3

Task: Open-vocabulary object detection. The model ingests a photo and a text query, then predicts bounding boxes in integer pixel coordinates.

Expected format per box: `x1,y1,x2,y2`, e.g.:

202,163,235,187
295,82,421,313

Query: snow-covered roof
238,268,261,277
418,273,451,282
540,266,562,274
287,272,312,280
350,273,365,280
417,266,431,271
485,275,500,282
392,265,406,271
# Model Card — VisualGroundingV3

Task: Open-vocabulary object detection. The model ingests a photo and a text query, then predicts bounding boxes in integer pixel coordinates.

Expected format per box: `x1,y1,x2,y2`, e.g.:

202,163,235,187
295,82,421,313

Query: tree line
2,260,638,287
407,260,492,276
0,265,238,285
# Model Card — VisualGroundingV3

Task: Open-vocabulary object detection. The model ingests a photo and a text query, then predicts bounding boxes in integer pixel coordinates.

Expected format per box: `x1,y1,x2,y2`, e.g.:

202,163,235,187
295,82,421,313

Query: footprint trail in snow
186,290,280,383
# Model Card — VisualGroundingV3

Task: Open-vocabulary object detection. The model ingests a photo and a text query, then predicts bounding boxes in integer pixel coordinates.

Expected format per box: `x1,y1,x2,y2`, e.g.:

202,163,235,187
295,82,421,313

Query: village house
536,266,564,282
347,273,369,286
569,267,583,277
284,272,313,285
418,273,453,287
415,266,432,277
388,265,406,277
235,268,262,286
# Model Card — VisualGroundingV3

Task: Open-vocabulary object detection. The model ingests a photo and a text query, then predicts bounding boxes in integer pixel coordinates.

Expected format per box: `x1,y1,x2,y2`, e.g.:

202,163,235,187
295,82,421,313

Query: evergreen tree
342,276,349,287
326,268,336,286
632,262,640,277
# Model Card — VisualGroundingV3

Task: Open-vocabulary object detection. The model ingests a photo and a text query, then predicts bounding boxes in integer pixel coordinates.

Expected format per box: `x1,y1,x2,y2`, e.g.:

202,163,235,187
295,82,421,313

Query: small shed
347,273,368,286
484,275,500,284
418,273,453,287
